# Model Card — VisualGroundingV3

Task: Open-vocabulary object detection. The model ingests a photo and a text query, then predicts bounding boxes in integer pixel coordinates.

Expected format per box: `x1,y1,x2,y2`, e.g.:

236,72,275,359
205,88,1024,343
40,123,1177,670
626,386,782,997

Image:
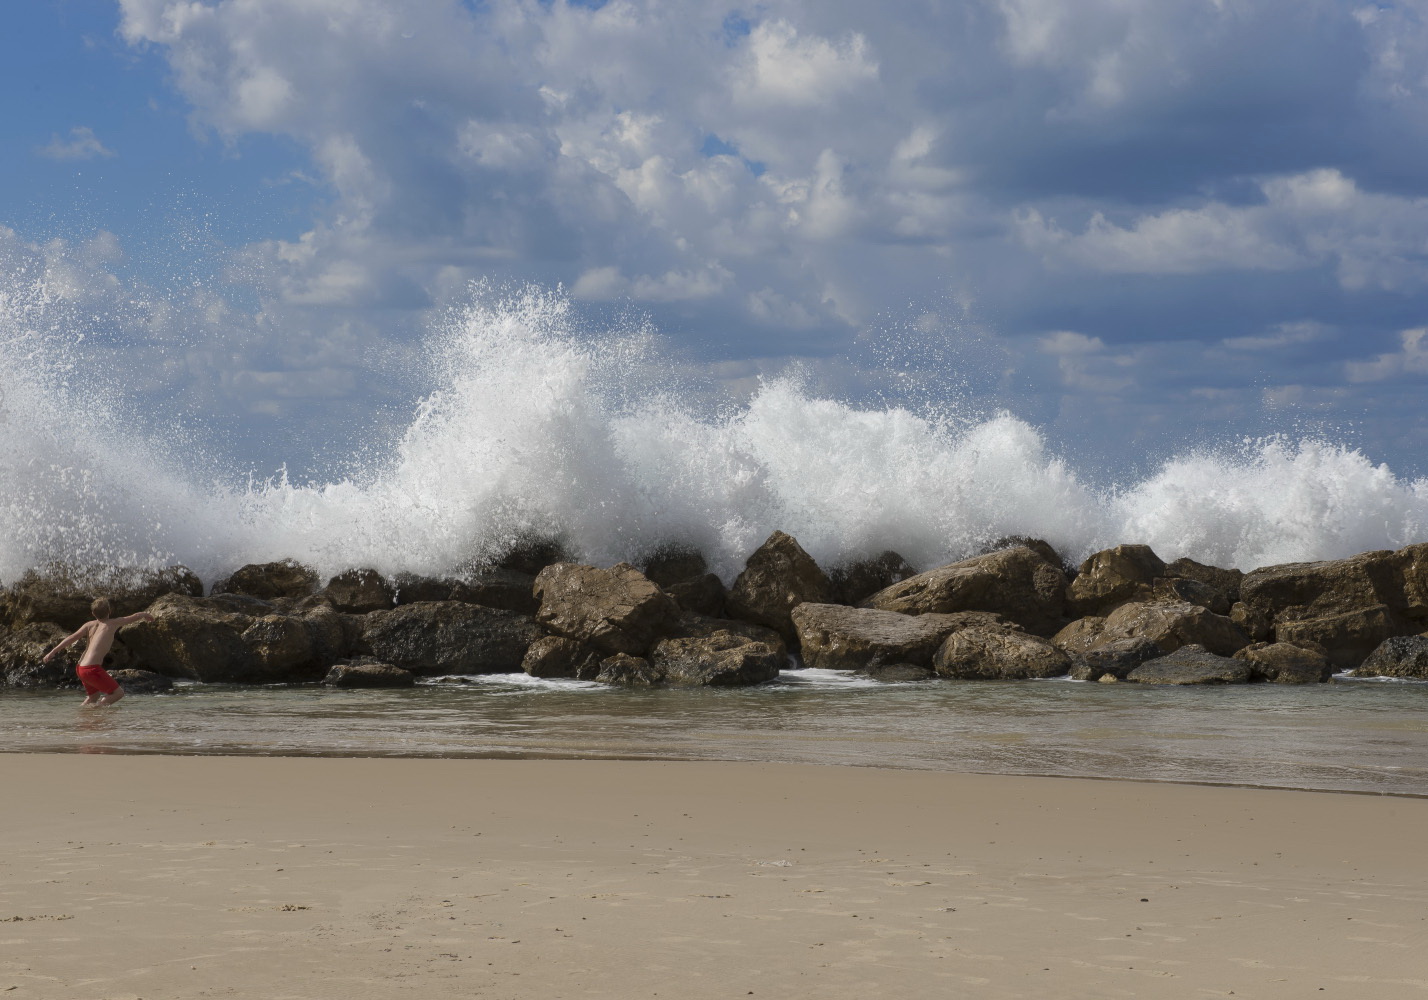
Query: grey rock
791,603,1001,671
725,531,831,643
1233,642,1332,683
361,601,543,675
211,559,319,601
1067,636,1163,681
521,635,600,679
1067,544,1166,617
534,562,680,656
933,626,1071,680
323,660,416,688
650,631,783,687
1355,635,1428,679
863,545,1067,636
322,569,395,614
596,653,664,687
1126,645,1253,685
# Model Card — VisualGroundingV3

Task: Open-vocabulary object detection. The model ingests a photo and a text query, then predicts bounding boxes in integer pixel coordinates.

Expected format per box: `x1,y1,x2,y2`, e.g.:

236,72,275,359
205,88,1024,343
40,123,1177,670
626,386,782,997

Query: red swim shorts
76,663,120,696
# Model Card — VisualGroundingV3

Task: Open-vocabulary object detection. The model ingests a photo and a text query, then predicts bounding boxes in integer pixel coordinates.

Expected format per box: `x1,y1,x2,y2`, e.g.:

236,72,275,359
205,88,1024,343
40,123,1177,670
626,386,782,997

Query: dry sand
1,754,1425,1000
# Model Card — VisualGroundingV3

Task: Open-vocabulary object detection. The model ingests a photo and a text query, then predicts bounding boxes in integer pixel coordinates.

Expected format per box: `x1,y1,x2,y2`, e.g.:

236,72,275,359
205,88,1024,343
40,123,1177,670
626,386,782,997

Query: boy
42,598,156,707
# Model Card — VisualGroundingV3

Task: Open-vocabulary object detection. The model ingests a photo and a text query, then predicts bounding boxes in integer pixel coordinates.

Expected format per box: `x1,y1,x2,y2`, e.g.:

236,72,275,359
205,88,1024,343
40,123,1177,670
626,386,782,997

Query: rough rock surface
361,601,543,676
725,531,831,642
1067,636,1163,681
323,660,416,688
1233,642,1332,683
665,574,727,618
521,635,600,679
108,668,174,693
791,603,1001,671
0,622,71,687
1354,635,1428,679
1165,557,1243,613
534,563,680,656
1,565,203,631
1066,544,1166,616
1127,645,1253,685
932,625,1071,680
827,551,918,607
1273,604,1395,670
322,569,395,614
650,631,783,687
118,594,259,682
595,653,663,687
1050,616,1107,657
864,545,1068,635
212,560,319,602
1237,545,1428,666
1099,601,1248,657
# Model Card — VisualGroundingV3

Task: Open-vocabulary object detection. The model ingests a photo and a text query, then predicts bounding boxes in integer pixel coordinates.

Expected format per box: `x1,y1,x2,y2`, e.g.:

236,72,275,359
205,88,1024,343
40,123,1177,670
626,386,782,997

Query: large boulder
827,551,918,607
791,603,1002,671
1354,635,1428,679
212,560,318,602
0,622,72,687
1,564,203,631
521,635,600,679
1233,642,1332,684
360,601,543,675
664,574,726,618
725,531,831,642
863,545,1068,635
595,653,664,687
650,631,784,687
1165,557,1243,614
323,659,416,688
387,570,537,614
321,569,395,614
1236,545,1428,667
534,562,679,656
1067,636,1163,681
1272,604,1395,670
240,614,325,681
1066,545,1166,617
491,536,569,576
932,625,1071,680
116,593,345,683
1127,645,1253,685
1098,601,1248,657
118,594,257,682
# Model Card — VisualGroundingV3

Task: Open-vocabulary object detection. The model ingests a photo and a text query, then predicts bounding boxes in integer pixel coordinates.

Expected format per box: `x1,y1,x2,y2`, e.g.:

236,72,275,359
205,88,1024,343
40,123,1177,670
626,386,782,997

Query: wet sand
2,755,1425,999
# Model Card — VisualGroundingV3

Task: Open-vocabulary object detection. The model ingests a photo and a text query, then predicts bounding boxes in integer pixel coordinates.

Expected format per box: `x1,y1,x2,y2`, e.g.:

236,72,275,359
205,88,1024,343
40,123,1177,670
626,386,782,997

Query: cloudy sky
3,0,1428,478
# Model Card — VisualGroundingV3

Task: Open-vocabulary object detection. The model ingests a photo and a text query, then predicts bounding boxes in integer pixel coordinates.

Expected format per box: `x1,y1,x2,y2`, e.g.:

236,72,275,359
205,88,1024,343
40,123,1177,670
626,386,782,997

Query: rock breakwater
6,533,1428,691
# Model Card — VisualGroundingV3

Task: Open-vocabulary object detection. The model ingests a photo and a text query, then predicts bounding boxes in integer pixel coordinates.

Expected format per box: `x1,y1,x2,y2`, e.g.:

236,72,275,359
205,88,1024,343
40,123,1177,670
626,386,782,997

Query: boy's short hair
91,597,112,620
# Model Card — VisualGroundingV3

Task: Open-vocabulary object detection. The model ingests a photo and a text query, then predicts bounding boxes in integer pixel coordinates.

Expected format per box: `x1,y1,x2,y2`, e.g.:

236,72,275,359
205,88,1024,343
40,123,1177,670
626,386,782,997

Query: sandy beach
2,755,1425,999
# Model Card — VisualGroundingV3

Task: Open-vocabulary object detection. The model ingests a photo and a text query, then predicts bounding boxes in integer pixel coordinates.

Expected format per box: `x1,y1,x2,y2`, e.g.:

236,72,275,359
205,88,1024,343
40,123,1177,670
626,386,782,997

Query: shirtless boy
42,598,155,707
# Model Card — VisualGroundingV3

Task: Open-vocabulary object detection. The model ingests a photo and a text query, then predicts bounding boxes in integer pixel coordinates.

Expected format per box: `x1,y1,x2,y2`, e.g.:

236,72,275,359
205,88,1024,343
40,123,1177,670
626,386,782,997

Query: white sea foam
2,279,1427,587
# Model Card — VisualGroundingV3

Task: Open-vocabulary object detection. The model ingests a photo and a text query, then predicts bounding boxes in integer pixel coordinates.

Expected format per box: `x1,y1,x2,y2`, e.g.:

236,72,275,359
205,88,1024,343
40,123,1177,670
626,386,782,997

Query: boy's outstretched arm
41,622,91,663
118,611,155,626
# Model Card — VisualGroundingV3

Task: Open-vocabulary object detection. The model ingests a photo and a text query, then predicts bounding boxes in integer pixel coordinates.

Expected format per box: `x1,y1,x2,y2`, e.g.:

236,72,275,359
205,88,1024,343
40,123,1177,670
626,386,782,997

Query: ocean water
1,280,1427,587
4,671,1426,795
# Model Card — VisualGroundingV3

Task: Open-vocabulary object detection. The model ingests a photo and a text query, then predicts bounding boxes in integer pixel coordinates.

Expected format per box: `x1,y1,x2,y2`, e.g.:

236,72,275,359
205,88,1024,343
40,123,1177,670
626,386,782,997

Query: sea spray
1,279,1427,585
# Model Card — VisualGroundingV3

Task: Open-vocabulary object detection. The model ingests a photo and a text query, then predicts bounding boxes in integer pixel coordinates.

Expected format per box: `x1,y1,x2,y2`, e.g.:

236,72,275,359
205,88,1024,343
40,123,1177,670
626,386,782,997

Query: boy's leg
96,686,125,707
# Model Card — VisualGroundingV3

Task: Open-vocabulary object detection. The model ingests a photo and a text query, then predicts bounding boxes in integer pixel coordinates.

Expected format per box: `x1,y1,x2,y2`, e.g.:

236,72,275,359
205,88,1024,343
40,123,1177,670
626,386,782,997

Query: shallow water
4,671,1426,796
